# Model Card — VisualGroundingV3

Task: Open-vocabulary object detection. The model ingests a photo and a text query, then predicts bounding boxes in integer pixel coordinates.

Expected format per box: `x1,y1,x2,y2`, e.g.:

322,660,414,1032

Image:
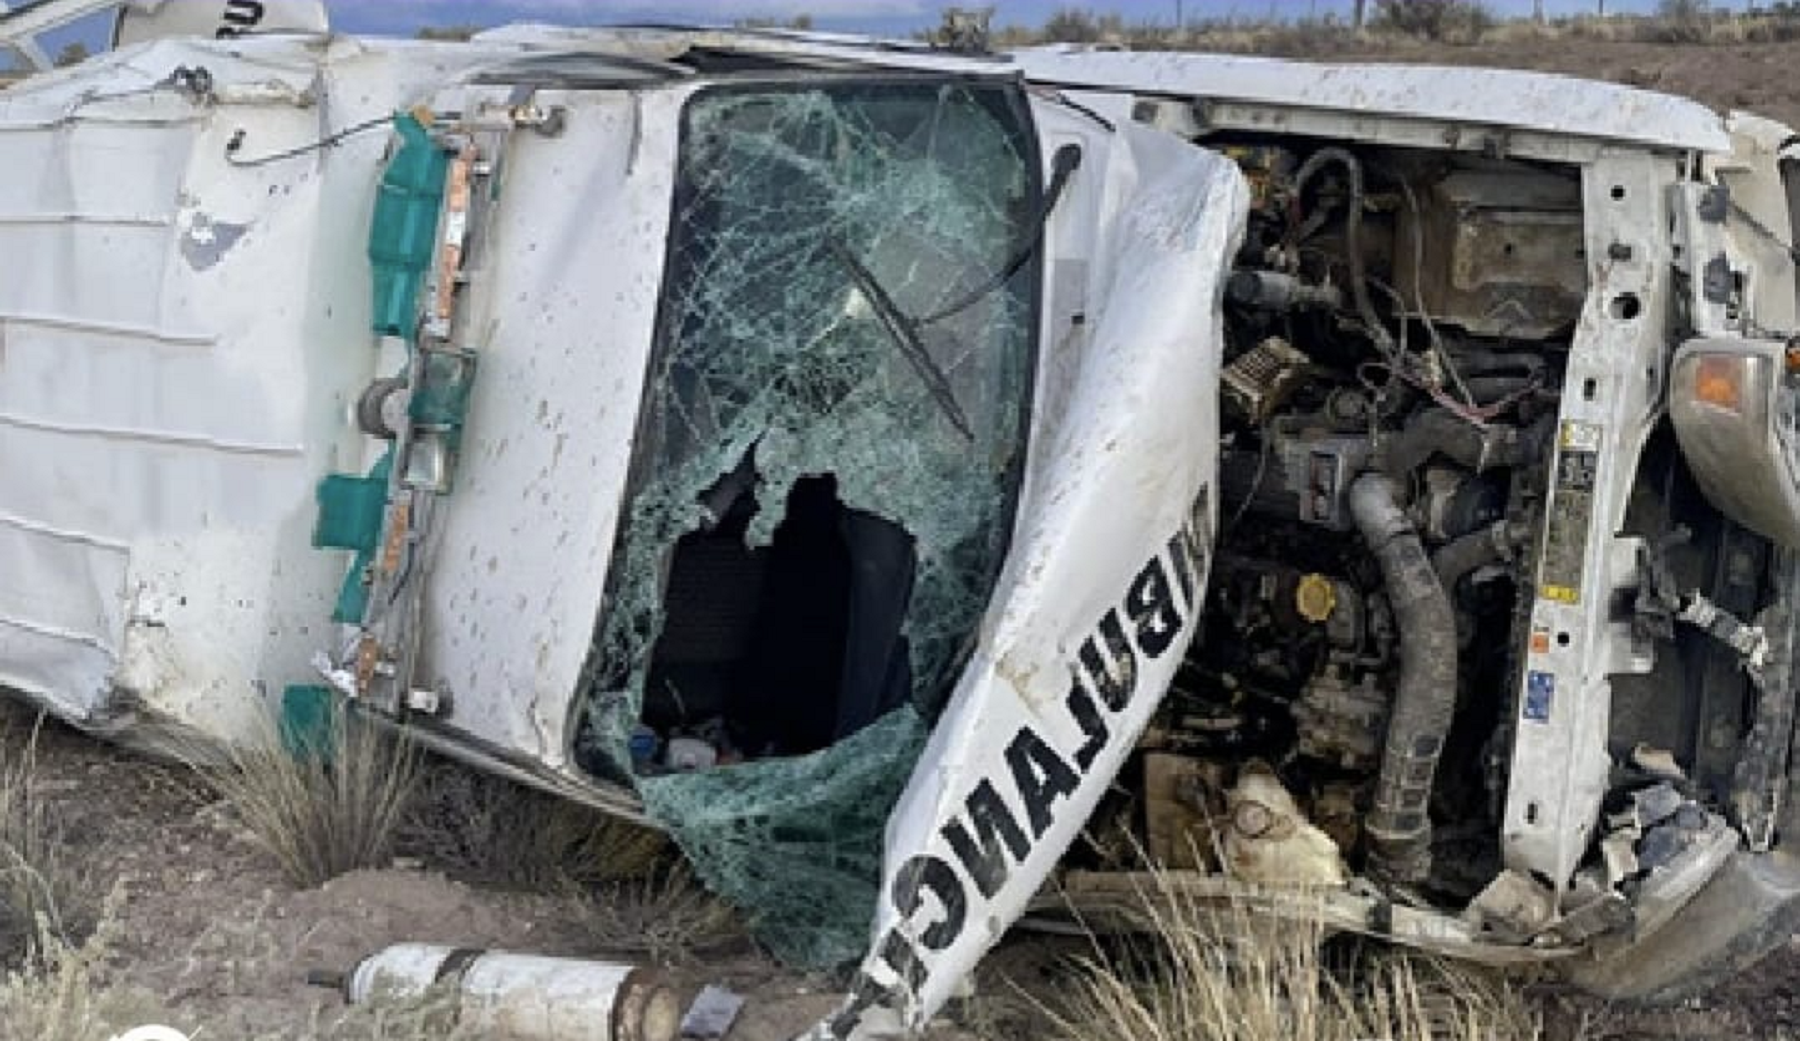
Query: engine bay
1096,139,1585,906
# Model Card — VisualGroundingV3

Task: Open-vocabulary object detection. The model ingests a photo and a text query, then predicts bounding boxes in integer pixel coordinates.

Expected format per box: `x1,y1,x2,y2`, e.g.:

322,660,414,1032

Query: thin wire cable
226,114,393,167
1397,177,1477,409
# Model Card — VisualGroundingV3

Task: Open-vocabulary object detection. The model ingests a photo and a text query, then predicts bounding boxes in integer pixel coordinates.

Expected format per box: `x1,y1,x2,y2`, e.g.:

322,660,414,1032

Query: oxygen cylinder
323,944,680,1041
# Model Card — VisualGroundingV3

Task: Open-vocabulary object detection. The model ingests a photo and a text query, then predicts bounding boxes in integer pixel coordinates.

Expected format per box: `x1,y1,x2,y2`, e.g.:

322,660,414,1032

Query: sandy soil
11,711,987,1041
15,698,1800,1041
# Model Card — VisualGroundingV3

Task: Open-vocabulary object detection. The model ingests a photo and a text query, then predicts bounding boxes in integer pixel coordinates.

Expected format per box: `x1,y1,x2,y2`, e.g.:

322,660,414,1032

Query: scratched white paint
807,113,1249,1041
0,35,536,746
407,85,685,770
1013,47,1730,155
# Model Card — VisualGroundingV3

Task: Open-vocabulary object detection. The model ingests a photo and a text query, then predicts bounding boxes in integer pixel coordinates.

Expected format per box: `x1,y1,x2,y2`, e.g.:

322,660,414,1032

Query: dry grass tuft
0,716,87,950
398,760,741,965
0,887,175,1040
1045,871,1539,1041
398,761,668,891
201,706,420,888
573,863,743,966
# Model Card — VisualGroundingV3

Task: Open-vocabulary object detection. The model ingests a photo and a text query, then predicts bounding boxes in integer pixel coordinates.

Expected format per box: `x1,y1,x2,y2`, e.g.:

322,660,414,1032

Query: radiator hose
1349,473,1458,884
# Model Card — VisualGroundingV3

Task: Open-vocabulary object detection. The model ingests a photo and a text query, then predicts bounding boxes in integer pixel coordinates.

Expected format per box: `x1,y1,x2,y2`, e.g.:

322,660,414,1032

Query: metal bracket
333,117,520,717
1732,550,1800,851
1698,184,1731,224
1702,253,1736,305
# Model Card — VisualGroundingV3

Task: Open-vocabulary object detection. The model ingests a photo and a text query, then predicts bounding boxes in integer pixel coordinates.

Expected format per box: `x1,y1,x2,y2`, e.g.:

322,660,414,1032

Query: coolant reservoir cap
1294,573,1337,623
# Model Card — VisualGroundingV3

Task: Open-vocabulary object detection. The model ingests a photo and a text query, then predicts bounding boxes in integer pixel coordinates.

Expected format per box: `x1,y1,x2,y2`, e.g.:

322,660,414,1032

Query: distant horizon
326,0,1730,40
1,0,1769,70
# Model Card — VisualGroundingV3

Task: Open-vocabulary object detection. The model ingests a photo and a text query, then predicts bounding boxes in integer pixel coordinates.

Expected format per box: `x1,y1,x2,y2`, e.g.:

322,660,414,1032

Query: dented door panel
812,119,1248,1040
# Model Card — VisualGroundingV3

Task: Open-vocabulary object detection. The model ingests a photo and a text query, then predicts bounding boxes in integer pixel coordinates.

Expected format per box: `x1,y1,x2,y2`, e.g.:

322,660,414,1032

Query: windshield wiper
917,143,1083,325
827,237,975,442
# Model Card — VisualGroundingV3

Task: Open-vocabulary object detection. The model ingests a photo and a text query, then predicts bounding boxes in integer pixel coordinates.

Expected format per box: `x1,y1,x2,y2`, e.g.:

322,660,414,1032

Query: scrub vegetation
204,721,744,966
571,864,743,966
0,719,159,1039
0,895,169,1041
397,759,667,890
199,709,421,889
0,718,84,951
979,1,1800,51
1041,873,1541,1041
398,763,743,964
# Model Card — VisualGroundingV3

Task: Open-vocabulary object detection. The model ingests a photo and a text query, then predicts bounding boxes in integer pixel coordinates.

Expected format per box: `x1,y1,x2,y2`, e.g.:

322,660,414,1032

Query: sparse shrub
201,706,419,888
1561,14,1631,41
414,25,480,42
396,759,737,965
572,863,741,965
1042,7,1103,43
1259,16,1357,57
733,15,815,30
1651,0,1715,42
1766,12,1800,42
0,887,175,1041
0,718,86,949
398,761,666,891
930,7,995,52
1374,0,1495,42
1044,871,1539,1041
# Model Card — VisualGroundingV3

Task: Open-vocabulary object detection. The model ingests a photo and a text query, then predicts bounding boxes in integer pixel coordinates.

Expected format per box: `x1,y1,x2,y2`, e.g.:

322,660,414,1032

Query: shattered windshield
574,76,1041,964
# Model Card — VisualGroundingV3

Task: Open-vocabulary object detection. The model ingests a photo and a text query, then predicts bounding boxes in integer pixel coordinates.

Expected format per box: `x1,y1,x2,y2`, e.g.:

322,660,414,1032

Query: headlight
1670,338,1800,547
1686,352,1768,417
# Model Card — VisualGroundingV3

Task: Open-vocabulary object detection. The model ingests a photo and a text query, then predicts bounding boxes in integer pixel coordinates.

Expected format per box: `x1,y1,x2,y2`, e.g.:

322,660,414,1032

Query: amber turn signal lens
1693,354,1745,413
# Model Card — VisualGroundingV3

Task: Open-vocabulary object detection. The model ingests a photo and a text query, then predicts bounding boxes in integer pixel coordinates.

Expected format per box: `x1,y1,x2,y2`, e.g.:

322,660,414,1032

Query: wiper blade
827,237,975,442
917,143,1083,326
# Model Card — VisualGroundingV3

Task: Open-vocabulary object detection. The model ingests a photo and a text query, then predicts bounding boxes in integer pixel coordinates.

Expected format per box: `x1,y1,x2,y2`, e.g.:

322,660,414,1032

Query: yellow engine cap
1294,573,1337,623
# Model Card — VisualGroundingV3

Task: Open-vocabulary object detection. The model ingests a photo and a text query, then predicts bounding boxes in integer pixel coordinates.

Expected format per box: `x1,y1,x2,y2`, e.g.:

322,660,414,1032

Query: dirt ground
19,698,1800,1041
8,707,998,1041
1345,36,1800,131
15,32,1800,1041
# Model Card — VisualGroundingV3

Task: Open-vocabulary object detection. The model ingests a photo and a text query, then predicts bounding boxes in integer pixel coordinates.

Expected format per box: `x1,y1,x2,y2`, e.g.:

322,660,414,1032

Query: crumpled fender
805,117,1249,1040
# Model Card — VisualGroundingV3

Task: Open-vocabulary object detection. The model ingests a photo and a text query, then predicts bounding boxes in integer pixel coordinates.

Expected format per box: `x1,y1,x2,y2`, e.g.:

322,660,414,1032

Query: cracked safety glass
573,78,1041,965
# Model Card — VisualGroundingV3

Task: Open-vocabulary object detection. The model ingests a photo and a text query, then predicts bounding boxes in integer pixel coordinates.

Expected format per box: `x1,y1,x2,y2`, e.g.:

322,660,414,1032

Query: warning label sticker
1524,670,1556,723
1539,422,1600,605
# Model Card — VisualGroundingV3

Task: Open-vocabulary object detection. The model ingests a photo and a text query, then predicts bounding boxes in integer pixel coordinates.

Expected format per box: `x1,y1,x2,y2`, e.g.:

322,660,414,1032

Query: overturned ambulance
6,6,1800,1037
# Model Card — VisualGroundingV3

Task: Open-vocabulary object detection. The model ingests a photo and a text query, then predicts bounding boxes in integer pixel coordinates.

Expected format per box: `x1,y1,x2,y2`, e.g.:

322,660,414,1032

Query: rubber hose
1381,409,1523,478
1291,147,1396,359
1433,521,1510,592
1349,473,1458,884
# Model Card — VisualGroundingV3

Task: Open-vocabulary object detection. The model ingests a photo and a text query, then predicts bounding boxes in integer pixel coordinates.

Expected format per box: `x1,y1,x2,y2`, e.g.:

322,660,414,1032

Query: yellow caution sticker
1541,584,1580,604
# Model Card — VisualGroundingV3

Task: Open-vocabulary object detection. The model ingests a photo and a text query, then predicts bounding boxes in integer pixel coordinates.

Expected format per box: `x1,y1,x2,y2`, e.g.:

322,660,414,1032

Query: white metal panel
811,111,1249,1041
114,0,330,47
0,36,536,744
1502,150,1680,894
465,27,1731,155
1014,48,1730,155
409,86,685,770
